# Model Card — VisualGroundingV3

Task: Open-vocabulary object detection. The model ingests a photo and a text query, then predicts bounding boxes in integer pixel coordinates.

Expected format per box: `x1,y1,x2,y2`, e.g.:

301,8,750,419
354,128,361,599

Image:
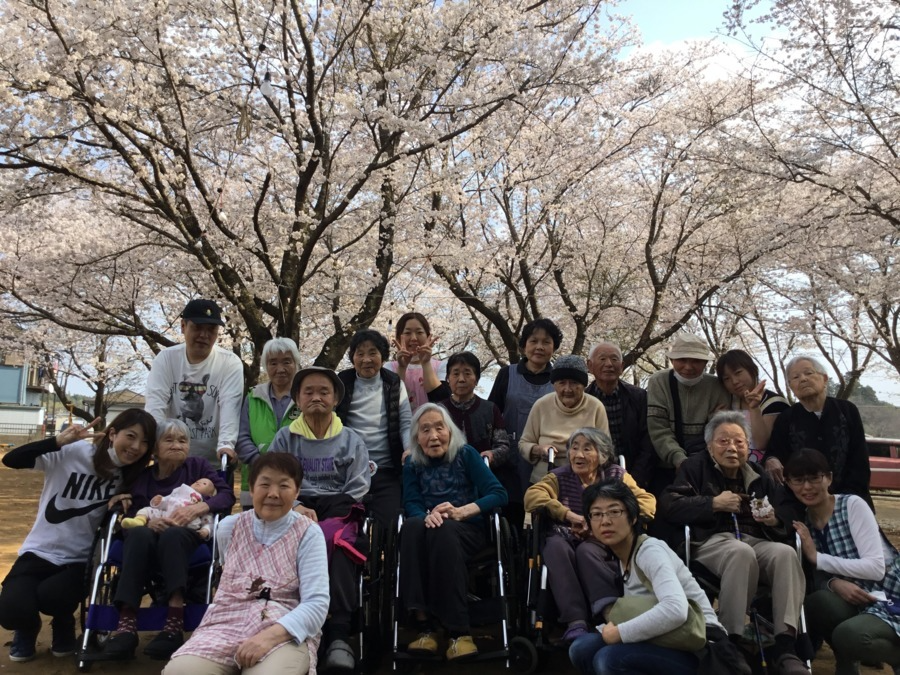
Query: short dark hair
583,479,639,529
519,318,563,350
349,330,389,362
96,409,156,488
716,349,759,385
250,452,304,488
446,351,481,381
395,312,431,340
784,447,832,480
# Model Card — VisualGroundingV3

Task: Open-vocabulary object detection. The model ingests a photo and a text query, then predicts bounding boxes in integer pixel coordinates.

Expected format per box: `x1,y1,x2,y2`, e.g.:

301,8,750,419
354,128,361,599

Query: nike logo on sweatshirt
44,495,107,524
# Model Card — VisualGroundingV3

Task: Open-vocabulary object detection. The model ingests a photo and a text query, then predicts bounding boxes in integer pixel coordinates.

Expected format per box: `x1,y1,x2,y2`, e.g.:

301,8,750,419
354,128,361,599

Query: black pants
363,470,403,530
113,526,202,609
0,553,84,633
399,517,485,633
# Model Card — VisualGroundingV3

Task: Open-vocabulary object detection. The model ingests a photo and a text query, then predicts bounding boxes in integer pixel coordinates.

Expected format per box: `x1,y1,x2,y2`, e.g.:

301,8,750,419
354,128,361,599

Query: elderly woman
335,329,412,527
785,448,900,675
102,418,235,661
716,349,789,464
269,366,370,672
519,355,610,484
524,428,656,643
764,355,871,507
235,338,301,509
660,411,807,675
163,453,329,675
568,481,723,675
400,403,508,661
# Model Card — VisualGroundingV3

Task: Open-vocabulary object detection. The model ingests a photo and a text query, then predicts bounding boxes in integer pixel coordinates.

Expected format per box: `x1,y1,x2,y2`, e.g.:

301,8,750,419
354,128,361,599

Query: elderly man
145,299,244,464
646,333,729,495
585,341,656,488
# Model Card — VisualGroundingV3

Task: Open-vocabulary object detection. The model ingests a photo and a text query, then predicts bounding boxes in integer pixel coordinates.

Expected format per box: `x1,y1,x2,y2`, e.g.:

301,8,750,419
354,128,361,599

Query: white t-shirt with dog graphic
145,344,244,462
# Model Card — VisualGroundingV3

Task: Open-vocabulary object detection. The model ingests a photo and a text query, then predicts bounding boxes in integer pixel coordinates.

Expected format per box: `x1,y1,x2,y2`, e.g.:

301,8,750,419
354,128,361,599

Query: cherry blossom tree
0,0,622,374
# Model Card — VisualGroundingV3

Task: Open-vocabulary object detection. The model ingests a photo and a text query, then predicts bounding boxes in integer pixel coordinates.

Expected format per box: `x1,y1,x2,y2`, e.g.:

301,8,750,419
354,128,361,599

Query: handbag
607,535,707,652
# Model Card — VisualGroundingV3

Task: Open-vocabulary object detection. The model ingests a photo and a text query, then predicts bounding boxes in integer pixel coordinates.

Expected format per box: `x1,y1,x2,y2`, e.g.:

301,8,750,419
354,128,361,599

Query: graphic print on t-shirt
177,373,216,440
44,470,116,523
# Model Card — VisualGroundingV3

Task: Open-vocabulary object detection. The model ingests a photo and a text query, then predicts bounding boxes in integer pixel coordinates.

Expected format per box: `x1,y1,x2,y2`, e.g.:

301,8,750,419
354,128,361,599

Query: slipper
101,631,138,660
562,625,588,643
323,639,356,671
143,630,183,660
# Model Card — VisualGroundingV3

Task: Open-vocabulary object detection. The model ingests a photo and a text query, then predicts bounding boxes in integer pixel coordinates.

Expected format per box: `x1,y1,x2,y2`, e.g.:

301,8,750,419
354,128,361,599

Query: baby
121,478,217,540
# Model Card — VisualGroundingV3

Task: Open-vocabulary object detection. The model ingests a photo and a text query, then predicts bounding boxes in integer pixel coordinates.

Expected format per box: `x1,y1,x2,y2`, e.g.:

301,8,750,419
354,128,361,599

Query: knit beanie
551,355,589,387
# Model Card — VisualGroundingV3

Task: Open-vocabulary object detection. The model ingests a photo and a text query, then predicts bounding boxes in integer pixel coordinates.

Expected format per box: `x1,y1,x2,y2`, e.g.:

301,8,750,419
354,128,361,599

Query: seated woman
269,366,370,672
335,329,412,528
716,349,789,464
235,337,301,509
568,480,723,675
519,355,610,484
786,448,900,675
400,403,508,661
163,453,329,675
102,418,235,661
0,410,155,663
524,428,656,643
660,410,808,674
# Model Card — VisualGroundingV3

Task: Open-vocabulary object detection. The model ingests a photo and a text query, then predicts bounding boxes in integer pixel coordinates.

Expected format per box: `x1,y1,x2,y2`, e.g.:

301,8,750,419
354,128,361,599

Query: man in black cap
145,299,244,463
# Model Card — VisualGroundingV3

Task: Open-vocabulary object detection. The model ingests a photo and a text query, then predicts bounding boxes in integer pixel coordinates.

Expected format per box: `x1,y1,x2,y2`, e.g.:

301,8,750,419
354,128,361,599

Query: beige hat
668,333,714,361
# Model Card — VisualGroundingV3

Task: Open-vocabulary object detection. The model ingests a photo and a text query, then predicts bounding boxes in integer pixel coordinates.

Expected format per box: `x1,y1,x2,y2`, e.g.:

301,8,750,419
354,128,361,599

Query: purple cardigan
125,456,235,517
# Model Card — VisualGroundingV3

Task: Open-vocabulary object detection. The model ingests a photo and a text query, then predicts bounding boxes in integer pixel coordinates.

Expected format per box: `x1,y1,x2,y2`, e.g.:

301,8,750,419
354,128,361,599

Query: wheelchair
682,524,813,673
521,449,630,669
390,508,535,673
76,457,230,672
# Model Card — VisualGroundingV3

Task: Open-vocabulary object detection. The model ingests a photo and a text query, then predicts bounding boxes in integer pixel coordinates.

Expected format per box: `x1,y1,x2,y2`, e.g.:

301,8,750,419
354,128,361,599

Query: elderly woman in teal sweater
400,403,508,662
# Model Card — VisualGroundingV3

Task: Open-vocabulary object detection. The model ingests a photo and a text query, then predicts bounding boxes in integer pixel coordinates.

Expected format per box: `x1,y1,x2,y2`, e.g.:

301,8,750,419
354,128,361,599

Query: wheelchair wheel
509,636,539,674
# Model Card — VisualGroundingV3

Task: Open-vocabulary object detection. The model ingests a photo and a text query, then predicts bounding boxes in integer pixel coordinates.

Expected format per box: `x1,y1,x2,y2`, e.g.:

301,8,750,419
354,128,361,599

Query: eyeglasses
786,474,826,487
714,438,748,449
589,508,626,521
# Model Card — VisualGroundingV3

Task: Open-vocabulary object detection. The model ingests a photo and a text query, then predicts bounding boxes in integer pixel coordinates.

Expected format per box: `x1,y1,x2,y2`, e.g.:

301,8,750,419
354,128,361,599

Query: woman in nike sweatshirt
0,408,156,662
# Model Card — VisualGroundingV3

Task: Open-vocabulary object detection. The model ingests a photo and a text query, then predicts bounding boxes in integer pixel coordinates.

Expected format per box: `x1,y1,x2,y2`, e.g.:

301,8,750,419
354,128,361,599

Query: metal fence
0,423,42,437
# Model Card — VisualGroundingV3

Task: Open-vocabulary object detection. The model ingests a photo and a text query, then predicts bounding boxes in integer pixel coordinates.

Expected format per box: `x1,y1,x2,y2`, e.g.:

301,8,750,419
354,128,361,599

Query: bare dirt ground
1,463,898,674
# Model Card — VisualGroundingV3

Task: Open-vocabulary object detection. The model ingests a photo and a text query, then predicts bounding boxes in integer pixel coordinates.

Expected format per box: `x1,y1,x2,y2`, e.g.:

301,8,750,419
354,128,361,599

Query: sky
619,0,729,44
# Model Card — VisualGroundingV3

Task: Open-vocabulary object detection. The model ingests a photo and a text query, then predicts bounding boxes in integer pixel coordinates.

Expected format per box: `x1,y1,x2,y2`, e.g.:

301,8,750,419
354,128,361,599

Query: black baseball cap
181,299,225,326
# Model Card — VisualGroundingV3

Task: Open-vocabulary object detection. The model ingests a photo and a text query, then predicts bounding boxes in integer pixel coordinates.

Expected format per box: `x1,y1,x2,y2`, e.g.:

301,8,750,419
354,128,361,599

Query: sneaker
9,627,39,663
50,616,78,657
322,639,356,671
407,632,439,656
446,635,478,661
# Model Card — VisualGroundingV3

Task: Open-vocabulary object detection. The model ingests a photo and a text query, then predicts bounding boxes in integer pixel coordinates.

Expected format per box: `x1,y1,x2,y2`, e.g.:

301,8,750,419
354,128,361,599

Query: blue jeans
569,633,699,675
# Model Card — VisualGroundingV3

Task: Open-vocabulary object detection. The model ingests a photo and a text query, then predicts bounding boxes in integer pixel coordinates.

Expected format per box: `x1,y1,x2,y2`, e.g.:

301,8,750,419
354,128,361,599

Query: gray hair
703,410,750,444
588,341,623,361
566,427,615,465
408,403,466,467
156,417,191,443
785,355,827,378
261,338,302,370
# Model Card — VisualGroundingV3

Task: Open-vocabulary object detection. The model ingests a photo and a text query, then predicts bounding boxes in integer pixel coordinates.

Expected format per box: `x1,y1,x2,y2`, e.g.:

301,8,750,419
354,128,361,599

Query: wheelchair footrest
85,603,208,632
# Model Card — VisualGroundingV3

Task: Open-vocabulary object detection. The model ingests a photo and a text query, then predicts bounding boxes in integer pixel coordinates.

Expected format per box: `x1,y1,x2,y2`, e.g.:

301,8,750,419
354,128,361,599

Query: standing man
145,299,244,464
585,341,656,488
646,333,729,496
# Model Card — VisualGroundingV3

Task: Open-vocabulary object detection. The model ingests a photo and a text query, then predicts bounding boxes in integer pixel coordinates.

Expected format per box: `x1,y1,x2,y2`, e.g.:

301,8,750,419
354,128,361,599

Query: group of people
0,297,894,675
